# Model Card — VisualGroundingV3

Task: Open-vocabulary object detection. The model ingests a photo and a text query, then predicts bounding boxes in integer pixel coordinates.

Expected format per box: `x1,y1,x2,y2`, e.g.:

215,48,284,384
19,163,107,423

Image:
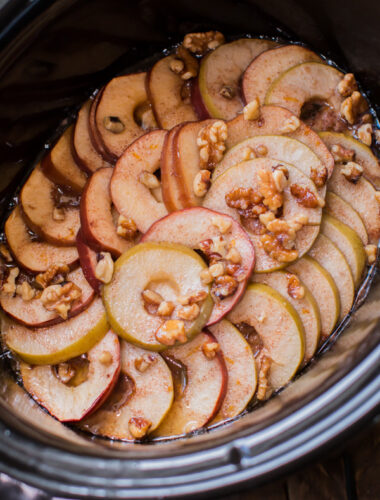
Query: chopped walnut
193,169,211,197
99,351,113,365
178,290,208,306
175,45,199,80
260,233,298,263
210,235,228,257
226,247,241,264
95,252,114,284
243,98,260,121
157,301,175,317
56,363,75,384
0,244,12,263
139,171,160,190
200,268,213,285
202,341,220,360
177,303,200,321
242,147,256,161
134,353,157,372
340,91,368,125
280,116,300,134
340,161,363,183
211,215,232,234
40,282,82,319
310,166,328,188
16,281,35,301
212,275,238,300
256,355,271,401
219,85,235,99
140,107,157,130
286,273,305,300
225,187,263,212
255,144,268,156
142,289,163,305
375,192,380,205
209,262,225,278
258,169,283,212
116,214,138,240
128,417,152,439
331,144,355,163
290,184,325,208
357,123,373,146
272,168,289,192
169,58,185,74
337,73,357,97
183,31,225,55
197,121,227,170
36,263,69,289
2,267,19,295
365,244,377,265
53,207,65,221
156,319,187,345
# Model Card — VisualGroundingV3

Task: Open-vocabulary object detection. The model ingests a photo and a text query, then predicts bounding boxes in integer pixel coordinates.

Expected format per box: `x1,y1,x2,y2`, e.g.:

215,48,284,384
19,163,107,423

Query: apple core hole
101,373,135,412
133,101,155,130
162,354,188,399
235,322,263,357
301,99,346,132
53,354,90,387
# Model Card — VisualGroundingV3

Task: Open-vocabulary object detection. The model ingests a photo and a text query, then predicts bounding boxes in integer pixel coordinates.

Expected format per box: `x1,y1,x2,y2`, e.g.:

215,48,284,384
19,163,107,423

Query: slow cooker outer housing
0,0,379,498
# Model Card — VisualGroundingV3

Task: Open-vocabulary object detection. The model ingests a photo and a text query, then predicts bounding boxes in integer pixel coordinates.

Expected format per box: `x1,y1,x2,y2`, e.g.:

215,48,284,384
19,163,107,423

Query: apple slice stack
1,31,379,442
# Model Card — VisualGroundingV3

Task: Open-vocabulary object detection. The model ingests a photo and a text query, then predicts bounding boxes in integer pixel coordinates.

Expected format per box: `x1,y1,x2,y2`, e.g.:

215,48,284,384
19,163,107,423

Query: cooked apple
154,331,227,437
95,73,155,160
226,106,334,178
20,330,120,422
243,44,322,106
203,158,321,272
198,38,278,120
213,134,327,195
308,234,354,320
88,89,115,163
5,206,78,273
103,242,213,351
191,78,210,120
208,320,256,423
80,340,173,440
2,297,108,365
73,100,113,174
288,256,340,340
147,54,198,129
76,230,101,294
41,125,87,194
80,167,136,257
110,130,168,233
1,267,94,328
320,131,380,188
253,271,320,362
321,214,366,287
142,207,255,325
325,191,368,245
228,283,304,391
327,165,380,243
20,164,80,246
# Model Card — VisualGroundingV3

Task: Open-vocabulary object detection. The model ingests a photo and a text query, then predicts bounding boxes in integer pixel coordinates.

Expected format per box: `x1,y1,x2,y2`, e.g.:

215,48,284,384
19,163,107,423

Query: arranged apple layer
0,30,379,442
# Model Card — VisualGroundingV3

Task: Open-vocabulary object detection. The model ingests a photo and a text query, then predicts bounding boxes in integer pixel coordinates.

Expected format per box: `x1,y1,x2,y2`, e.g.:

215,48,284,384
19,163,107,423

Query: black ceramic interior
0,0,379,498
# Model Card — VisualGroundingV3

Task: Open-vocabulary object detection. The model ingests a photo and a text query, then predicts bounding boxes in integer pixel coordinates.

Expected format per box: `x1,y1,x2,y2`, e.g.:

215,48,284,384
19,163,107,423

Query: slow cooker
0,0,379,498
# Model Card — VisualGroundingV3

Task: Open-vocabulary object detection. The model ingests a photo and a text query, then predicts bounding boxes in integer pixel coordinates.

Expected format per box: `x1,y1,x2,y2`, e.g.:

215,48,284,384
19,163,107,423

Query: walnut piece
56,363,75,384
36,263,69,289
16,281,35,301
340,161,363,183
337,73,357,97
331,144,355,163
177,303,200,321
174,45,199,80
183,31,225,55
286,273,305,300
142,289,163,305
135,353,157,372
202,341,220,360
226,247,241,264
279,116,300,134
139,171,160,190
197,120,227,170
255,144,268,156
155,319,187,345
357,123,373,146
140,107,157,130
260,233,298,263
193,169,211,197
128,417,152,439
258,169,283,212
290,184,325,208
311,166,328,188
209,262,225,278
340,91,368,125
243,98,260,121
40,282,82,319
211,215,232,234
225,187,263,212
157,301,175,317
178,290,208,306
116,214,138,240
272,168,289,192
211,275,238,300
242,147,256,161
53,207,65,221
169,58,185,74
2,267,19,295
365,244,377,265
99,351,113,365
200,268,213,285
95,252,114,284
256,355,271,401
375,192,380,205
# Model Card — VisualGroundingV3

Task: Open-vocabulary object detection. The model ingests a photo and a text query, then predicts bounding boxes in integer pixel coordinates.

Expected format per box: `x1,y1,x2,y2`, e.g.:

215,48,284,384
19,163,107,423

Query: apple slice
325,191,368,245
103,242,213,351
228,283,304,391
253,271,320,362
142,207,255,325
20,330,120,422
147,54,198,129
41,125,87,194
110,130,168,233
321,214,366,287
191,78,210,120
76,230,101,294
5,206,78,273
319,131,380,189
308,234,354,320
0,267,94,328
198,38,278,120
209,320,256,423
213,134,327,194
88,89,115,163
80,167,136,257
73,100,113,174
2,297,108,365
327,165,380,243
154,331,227,437
288,255,340,340
95,73,155,160
242,44,322,106
226,106,335,178
20,164,80,246
203,158,321,272
80,340,173,440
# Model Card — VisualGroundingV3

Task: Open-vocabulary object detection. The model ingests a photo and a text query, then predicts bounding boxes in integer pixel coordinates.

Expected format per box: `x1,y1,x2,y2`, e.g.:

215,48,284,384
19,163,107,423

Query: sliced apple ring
41,125,87,194
288,255,340,340
226,106,334,178
103,242,213,351
73,100,112,174
198,38,278,120
154,331,227,437
2,297,108,365
321,214,366,287
328,165,380,243
95,73,156,160
0,267,94,328
209,320,256,423
320,131,380,189
80,167,137,257
147,54,198,129
308,234,354,320
243,44,323,106
20,164,80,246
228,283,305,391
142,207,255,325
5,206,78,273
20,330,120,422
203,158,321,272
88,89,114,163
253,270,320,362
213,134,327,194
325,192,368,245
76,230,101,294
80,340,173,440
110,130,168,233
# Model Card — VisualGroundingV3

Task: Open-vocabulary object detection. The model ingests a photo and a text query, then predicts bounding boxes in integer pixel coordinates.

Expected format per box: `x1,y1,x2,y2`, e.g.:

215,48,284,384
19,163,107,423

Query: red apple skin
88,90,116,164
204,331,228,424
190,79,211,120
76,230,101,294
